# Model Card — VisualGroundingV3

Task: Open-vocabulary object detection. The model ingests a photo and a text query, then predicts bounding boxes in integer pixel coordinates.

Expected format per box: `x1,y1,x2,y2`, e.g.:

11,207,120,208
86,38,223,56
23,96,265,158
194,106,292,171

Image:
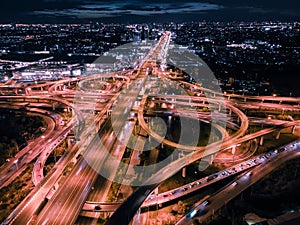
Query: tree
177,200,186,214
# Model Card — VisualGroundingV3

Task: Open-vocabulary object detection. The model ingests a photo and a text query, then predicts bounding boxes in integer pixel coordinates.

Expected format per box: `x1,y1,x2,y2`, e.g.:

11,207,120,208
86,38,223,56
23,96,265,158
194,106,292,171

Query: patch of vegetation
44,140,68,176
0,164,35,223
0,110,45,166
107,158,129,202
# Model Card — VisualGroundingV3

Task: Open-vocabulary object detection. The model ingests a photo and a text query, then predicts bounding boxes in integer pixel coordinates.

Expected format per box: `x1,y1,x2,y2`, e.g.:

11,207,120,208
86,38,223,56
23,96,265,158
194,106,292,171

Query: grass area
96,216,109,225
106,158,129,202
0,163,35,223
43,140,68,176
57,161,75,187
0,110,45,166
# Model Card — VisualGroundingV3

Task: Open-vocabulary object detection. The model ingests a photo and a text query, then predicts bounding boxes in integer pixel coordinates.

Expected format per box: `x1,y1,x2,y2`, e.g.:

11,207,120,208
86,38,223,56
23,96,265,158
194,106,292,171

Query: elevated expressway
2,31,300,225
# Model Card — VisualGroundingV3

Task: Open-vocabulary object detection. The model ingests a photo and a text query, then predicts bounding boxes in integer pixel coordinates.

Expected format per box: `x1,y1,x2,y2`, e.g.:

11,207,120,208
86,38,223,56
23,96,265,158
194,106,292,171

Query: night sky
0,0,299,23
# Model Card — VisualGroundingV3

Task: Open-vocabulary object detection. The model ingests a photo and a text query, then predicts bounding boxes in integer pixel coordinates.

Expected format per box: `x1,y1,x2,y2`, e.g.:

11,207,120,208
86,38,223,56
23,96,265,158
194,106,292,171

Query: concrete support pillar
54,183,59,191
259,136,264,146
218,104,221,112
182,167,186,178
275,130,281,140
231,146,236,155
67,138,72,148
209,154,214,164
153,187,158,195
292,126,296,134
228,109,232,116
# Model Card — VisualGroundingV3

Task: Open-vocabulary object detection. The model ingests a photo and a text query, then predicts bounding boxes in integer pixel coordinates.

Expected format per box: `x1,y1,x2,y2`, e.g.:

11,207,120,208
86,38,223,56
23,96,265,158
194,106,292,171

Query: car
190,209,198,218
94,205,101,211
202,200,210,206
260,155,267,160
207,174,218,181
232,182,238,186
246,172,252,177
148,195,156,200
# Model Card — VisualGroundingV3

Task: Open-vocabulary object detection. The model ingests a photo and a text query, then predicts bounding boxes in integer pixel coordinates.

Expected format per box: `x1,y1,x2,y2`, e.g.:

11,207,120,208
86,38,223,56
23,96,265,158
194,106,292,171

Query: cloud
0,0,299,22
32,1,223,19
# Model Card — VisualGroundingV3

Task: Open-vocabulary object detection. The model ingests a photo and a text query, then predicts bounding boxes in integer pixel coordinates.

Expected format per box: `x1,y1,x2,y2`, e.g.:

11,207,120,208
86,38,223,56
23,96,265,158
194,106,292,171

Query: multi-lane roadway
1,31,299,225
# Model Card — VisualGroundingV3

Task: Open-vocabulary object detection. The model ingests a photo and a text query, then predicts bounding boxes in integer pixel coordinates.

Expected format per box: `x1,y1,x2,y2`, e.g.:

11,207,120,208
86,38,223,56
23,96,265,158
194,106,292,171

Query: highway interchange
0,31,300,225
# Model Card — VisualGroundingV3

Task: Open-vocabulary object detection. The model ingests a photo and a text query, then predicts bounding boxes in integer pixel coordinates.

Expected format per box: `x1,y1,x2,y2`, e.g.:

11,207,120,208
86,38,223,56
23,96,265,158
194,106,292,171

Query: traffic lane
35,157,97,225
9,144,79,225
36,122,120,225
35,128,112,224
